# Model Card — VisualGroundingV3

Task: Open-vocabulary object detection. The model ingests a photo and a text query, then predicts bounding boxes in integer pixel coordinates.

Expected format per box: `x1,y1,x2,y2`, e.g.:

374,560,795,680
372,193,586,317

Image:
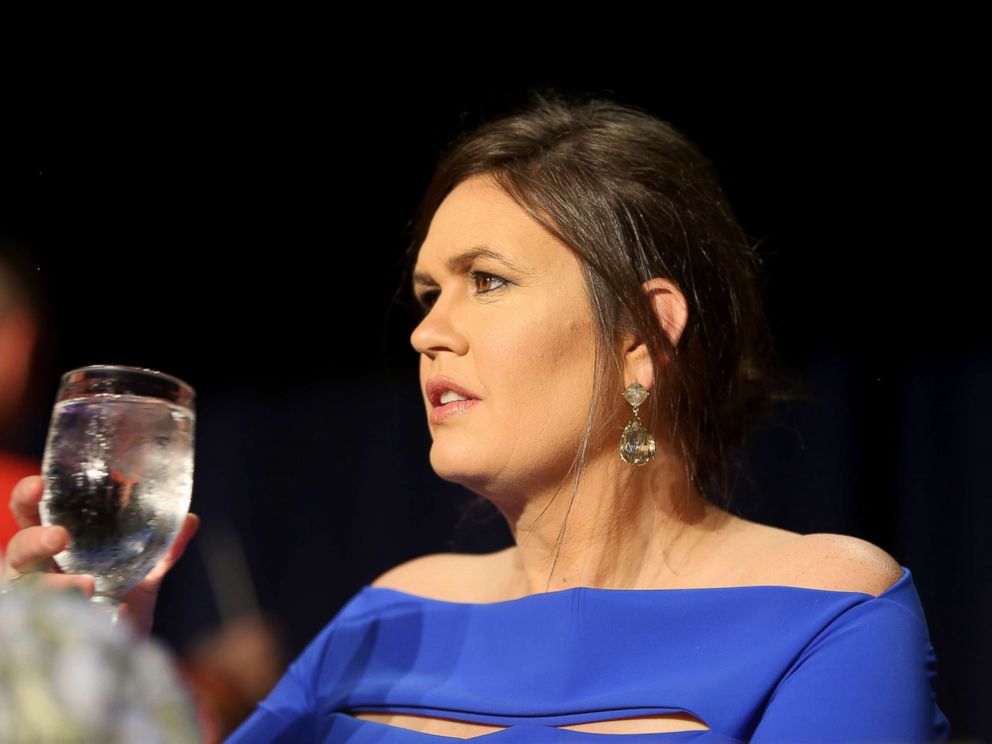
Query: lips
429,397,481,425
425,376,482,408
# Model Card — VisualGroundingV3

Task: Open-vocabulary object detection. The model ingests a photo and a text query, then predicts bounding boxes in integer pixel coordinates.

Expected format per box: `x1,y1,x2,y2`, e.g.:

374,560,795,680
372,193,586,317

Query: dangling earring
620,381,656,465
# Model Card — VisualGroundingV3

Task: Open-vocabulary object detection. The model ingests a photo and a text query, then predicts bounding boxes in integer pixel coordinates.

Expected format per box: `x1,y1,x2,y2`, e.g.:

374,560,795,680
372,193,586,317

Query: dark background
1,49,986,741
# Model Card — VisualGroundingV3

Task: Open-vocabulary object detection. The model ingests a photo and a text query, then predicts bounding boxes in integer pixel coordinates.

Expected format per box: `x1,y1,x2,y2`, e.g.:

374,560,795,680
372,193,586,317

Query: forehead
413,176,565,281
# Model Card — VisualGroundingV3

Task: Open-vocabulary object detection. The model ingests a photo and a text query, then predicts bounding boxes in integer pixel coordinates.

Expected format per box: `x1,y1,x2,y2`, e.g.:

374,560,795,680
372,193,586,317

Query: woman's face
410,175,604,496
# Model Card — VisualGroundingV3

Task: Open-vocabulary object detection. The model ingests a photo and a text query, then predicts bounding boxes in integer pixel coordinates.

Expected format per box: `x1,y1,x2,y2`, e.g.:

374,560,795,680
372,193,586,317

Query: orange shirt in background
0,452,40,553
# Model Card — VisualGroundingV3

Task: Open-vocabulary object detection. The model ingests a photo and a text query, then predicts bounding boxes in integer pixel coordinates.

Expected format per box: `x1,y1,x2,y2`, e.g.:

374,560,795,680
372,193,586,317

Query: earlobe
623,343,655,394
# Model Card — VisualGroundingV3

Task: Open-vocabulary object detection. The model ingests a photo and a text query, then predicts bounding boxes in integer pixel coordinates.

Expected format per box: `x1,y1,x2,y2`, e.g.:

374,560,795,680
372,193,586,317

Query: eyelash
415,271,509,312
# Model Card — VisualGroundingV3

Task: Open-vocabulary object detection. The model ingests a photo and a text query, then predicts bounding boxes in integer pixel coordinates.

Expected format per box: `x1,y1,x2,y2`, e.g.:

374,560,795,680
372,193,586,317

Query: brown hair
392,87,804,555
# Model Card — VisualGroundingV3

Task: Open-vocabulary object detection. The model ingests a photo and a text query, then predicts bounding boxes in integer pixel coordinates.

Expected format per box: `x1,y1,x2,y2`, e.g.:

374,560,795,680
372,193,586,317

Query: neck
485,444,734,597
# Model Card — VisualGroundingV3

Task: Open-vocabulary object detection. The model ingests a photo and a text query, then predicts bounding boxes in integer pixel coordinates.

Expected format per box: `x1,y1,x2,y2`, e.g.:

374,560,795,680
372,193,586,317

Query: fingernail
42,529,62,551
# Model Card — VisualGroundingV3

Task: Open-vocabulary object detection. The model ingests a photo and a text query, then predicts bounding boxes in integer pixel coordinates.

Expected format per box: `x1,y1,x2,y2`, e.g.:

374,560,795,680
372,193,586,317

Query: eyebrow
412,245,532,288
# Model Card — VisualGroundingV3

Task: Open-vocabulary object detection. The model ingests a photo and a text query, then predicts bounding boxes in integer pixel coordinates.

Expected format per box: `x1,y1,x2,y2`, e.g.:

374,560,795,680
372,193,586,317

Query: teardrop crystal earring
620,381,656,465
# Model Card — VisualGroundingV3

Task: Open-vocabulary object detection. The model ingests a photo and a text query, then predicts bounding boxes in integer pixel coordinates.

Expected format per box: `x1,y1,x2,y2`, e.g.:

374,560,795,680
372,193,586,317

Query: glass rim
60,364,196,398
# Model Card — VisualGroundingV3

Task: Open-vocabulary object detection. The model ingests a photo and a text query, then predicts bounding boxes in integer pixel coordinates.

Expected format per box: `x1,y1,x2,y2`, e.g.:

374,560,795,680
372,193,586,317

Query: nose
409,295,468,358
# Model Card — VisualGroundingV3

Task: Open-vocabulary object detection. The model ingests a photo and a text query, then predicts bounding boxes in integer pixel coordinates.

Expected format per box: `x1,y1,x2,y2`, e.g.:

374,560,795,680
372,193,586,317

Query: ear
622,277,689,392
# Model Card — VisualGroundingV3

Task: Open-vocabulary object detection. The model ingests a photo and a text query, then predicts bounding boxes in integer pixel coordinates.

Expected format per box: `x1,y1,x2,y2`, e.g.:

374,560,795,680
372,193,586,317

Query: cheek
483,306,597,442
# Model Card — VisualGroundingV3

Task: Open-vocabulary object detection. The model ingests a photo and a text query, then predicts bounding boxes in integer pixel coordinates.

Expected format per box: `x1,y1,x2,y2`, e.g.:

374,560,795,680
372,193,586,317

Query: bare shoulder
770,532,906,597
369,551,484,600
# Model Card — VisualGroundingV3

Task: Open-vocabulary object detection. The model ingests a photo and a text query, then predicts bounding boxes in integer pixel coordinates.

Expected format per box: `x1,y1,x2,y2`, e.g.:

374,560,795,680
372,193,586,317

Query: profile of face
410,175,605,497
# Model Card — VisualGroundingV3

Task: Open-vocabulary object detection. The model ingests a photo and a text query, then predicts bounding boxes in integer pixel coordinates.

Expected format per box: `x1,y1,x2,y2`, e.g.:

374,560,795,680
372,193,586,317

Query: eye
470,270,508,295
414,271,509,313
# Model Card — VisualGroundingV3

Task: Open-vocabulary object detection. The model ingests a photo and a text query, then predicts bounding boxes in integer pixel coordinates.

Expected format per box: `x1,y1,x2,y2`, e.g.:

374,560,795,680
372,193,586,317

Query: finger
141,512,200,586
5,524,68,574
118,584,156,638
175,512,201,557
35,572,96,598
10,475,44,529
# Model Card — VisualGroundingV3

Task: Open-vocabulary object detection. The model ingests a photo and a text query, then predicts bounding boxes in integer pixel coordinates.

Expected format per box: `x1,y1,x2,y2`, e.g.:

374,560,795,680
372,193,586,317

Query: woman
4,89,950,742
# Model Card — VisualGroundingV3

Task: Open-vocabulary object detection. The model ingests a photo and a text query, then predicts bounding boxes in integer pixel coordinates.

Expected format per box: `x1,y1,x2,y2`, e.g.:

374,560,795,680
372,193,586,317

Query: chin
429,443,473,471
428,446,492,487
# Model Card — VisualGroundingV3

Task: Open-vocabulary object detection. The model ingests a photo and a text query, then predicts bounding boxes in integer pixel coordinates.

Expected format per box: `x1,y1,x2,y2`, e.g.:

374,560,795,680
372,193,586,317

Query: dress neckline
361,565,909,607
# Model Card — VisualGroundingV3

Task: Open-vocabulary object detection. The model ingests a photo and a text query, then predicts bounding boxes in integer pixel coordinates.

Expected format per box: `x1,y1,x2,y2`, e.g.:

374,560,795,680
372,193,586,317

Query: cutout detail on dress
345,709,711,738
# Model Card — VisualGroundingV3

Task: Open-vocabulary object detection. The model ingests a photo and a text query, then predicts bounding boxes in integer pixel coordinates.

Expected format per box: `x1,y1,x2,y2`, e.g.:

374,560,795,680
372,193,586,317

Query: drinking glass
38,365,195,623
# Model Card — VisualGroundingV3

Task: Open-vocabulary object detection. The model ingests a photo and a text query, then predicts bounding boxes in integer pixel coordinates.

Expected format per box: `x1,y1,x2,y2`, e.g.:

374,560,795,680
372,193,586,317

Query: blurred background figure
178,612,287,741
0,241,56,554
171,520,288,743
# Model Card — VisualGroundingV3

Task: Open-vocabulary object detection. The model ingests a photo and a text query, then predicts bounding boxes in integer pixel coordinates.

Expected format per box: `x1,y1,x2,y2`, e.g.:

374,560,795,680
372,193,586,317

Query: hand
3,474,200,637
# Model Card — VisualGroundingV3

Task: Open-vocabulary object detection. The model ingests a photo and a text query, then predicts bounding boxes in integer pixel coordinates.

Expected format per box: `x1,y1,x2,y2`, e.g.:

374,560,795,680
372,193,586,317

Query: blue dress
225,565,950,742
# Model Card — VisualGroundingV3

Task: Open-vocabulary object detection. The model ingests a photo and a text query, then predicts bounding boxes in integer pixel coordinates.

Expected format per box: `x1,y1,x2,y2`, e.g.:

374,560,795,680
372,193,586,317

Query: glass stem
90,594,122,625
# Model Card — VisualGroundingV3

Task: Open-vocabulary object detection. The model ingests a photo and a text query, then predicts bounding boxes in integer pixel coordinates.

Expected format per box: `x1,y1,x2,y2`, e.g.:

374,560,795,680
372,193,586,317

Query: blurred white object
0,578,201,744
